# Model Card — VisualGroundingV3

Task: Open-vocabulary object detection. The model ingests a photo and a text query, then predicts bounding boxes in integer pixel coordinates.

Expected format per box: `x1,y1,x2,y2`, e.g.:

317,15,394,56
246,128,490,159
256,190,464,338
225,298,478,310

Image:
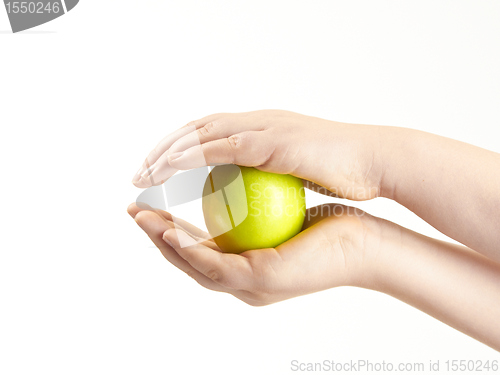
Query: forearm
362,218,500,351
377,126,500,260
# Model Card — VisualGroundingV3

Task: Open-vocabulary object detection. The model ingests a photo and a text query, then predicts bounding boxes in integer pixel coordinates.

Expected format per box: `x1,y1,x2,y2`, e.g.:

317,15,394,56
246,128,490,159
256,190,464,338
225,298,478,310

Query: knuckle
183,120,202,130
206,268,223,283
198,122,216,137
147,149,161,166
227,134,241,149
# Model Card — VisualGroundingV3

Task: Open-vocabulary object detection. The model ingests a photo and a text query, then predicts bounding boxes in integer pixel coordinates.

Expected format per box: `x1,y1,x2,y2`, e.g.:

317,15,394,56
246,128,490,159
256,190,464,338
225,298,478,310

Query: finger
132,114,225,184
181,113,228,129
128,202,217,247
127,202,146,218
157,218,221,252
161,213,214,242
133,154,178,188
167,130,273,170
168,116,260,155
133,210,230,292
163,215,220,251
128,202,169,220
128,202,175,225
164,228,254,290
132,126,194,185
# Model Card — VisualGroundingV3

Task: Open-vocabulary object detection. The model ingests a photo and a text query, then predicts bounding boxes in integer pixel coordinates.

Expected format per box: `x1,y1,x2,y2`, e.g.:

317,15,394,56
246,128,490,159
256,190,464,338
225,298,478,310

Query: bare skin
130,110,500,351
131,110,383,200
377,127,500,261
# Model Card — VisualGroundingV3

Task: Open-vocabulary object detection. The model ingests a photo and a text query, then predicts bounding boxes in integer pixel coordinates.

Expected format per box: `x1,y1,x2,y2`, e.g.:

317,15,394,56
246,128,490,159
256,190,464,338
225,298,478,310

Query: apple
202,164,306,253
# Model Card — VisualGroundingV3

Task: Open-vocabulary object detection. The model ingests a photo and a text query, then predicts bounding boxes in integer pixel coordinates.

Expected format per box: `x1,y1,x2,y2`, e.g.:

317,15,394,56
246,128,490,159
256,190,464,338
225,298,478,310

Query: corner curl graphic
3,0,79,33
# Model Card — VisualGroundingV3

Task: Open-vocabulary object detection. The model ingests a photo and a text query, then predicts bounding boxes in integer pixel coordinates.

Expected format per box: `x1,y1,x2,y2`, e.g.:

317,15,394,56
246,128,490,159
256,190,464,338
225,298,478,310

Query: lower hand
127,202,380,305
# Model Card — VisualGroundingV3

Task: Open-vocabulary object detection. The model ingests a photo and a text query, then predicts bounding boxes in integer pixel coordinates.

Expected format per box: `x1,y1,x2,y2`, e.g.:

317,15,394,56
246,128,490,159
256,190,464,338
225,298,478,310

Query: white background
1,1,500,374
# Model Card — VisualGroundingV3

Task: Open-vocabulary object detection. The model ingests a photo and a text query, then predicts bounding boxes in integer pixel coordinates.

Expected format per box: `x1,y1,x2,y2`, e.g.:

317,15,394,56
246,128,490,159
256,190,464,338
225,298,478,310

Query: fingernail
163,233,174,247
168,152,184,164
132,167,143,183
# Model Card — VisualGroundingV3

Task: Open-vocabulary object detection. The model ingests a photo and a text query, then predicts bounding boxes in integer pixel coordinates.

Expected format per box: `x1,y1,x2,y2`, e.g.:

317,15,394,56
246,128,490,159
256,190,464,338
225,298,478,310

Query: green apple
202,165,306,253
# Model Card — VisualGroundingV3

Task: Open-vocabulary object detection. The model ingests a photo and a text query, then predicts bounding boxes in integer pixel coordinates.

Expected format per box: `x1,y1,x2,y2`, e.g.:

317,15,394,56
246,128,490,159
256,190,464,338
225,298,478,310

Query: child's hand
127,202,380,305
131,110,383,200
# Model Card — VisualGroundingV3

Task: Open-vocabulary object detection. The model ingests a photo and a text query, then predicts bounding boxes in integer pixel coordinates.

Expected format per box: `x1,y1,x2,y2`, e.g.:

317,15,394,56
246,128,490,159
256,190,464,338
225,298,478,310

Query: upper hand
131,110,384,200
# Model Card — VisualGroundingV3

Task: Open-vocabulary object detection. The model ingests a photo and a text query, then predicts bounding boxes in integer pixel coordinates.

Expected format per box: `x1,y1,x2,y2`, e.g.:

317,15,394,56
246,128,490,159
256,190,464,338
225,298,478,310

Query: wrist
378,126,428,201
319,121,390,201
337,211,385,289
348,214,402,292
375,126,416,200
